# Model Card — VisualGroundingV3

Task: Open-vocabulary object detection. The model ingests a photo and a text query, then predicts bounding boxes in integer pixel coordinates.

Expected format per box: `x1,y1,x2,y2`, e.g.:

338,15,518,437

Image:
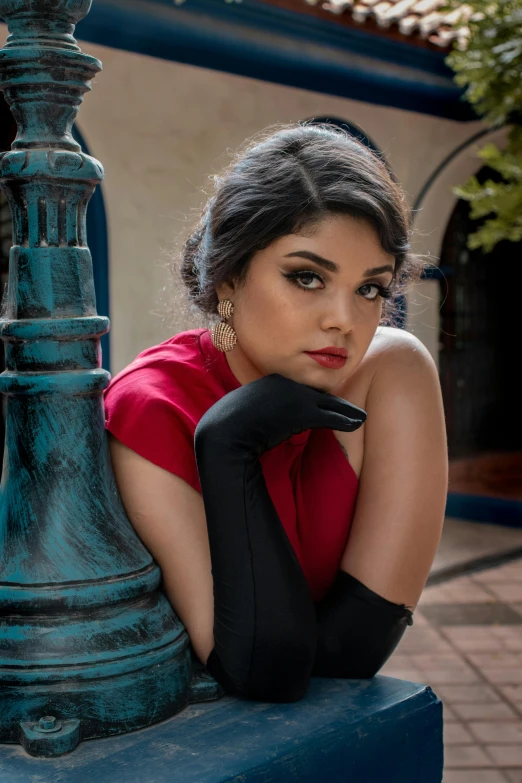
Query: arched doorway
439,166,522,499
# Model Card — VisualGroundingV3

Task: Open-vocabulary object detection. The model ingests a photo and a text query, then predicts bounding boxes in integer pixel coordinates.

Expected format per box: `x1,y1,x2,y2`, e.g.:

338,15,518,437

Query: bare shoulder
365,327,441,416
365,326,436,374
342,326,438,408
334,327,442,477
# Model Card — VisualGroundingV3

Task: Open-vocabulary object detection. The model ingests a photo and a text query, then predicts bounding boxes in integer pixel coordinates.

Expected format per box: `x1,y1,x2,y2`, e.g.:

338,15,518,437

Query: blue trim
73,0,475,121
71,125,111,374
446,493,522,529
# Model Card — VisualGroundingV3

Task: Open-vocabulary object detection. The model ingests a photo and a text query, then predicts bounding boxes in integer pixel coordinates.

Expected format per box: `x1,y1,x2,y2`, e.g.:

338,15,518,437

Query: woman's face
215,214,396,395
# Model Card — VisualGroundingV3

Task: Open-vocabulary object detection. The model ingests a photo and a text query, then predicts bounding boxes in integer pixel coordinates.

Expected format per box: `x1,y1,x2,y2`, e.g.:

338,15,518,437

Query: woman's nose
319,293,355,334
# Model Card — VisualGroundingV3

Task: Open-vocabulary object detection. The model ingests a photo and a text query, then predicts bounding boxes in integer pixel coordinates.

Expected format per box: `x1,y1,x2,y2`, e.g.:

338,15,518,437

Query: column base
0,676,443,780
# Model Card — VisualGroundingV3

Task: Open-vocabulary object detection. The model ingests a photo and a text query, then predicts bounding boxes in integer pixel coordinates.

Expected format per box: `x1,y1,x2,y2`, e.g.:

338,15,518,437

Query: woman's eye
358,283,382,301
284,271,324,290
298,273,322,289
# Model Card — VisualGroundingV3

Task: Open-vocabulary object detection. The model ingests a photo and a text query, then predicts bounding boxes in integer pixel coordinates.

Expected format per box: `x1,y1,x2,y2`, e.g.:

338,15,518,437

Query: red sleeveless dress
103,328,359,602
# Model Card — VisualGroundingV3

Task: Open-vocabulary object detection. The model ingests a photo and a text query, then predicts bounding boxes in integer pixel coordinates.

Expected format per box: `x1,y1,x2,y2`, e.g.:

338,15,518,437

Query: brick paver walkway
380,558,522,782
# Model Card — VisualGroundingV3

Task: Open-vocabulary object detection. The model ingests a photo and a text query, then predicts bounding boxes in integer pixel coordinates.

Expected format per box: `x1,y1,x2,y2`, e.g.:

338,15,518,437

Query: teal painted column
0,0,221,757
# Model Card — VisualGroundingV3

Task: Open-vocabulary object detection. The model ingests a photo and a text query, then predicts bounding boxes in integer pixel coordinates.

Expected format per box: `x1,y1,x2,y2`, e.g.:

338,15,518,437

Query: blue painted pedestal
0,677,443,782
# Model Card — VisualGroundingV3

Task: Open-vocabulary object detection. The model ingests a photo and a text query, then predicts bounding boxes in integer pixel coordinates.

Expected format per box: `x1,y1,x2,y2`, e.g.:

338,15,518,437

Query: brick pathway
380,558,522,783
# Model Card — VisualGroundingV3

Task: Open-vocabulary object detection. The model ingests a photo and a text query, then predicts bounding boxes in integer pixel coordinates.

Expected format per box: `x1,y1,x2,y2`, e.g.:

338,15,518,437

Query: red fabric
104,328,359,602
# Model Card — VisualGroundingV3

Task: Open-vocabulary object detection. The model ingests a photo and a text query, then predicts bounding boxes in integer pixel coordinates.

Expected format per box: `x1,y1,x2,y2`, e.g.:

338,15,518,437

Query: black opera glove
194,373,367,459
194,374,367,702
312,570,414,680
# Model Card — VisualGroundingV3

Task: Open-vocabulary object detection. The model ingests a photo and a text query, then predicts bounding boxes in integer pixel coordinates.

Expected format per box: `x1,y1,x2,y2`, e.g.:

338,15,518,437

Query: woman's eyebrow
284,251,338,273
284,251,394,278
363,264,395,277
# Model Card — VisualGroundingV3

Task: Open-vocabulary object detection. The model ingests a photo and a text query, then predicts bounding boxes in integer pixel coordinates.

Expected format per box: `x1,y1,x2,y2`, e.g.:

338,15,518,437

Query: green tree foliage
445,0,522,252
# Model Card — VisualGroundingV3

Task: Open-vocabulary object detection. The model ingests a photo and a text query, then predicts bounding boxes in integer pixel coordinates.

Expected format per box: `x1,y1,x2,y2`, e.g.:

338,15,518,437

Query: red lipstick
304,346,348,369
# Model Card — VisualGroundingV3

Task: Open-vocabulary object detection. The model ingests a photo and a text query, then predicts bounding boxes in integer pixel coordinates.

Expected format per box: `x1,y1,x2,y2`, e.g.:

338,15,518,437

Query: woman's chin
292,370,333,394
265,358,344,393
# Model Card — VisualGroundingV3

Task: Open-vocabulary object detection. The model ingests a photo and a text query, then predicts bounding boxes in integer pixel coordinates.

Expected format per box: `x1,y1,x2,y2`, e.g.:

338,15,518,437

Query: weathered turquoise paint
0,0,222,756
0,677,444,782
20,716,81,758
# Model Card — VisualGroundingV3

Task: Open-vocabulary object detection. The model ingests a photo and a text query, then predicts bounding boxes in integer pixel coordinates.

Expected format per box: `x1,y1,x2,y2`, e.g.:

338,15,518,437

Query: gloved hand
194,372,367,458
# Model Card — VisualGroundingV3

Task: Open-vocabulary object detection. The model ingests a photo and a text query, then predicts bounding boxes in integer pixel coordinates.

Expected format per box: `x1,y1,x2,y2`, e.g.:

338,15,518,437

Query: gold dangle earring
211,299,237,352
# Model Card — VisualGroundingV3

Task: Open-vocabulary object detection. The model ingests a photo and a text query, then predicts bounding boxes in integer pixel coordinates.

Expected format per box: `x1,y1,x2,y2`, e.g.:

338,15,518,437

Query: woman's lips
304,352,347,369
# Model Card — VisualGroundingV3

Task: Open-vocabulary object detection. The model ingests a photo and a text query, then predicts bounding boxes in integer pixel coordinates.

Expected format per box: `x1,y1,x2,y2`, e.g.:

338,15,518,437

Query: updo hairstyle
180,123,422,323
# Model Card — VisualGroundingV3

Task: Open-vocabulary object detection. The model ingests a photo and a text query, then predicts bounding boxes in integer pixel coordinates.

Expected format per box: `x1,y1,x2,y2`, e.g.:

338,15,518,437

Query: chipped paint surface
0,678,444,781
0,0,221,754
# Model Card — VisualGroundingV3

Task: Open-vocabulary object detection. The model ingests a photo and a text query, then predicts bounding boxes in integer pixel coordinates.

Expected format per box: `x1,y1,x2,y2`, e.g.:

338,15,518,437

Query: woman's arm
109,378,366,703
340,329,448,608
193,374,366,701
108,434,215,664
311,330,447,680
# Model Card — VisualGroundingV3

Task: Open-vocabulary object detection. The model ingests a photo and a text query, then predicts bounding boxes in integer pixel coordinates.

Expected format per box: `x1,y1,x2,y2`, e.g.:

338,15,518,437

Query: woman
104,123,448,703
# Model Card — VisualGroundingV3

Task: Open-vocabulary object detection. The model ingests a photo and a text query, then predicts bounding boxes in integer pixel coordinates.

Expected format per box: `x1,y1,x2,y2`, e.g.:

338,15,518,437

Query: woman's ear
215,280,235,300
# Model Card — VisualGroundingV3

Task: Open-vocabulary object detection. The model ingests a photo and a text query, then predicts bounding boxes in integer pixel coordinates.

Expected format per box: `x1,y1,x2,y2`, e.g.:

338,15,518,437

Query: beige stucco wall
0,25,486,373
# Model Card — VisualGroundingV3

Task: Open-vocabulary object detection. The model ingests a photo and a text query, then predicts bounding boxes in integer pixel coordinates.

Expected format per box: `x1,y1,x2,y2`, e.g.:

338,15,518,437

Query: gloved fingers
317,395,367,421
196,372,367,455
314,404,367,432
304,410,362,434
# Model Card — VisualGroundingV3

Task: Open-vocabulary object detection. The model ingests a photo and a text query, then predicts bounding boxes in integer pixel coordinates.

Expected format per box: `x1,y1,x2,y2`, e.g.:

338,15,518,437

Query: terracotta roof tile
303,0,473,48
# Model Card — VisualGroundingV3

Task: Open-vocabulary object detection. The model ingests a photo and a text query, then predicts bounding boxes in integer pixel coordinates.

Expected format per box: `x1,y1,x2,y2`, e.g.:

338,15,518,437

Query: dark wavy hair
179,123,422,323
